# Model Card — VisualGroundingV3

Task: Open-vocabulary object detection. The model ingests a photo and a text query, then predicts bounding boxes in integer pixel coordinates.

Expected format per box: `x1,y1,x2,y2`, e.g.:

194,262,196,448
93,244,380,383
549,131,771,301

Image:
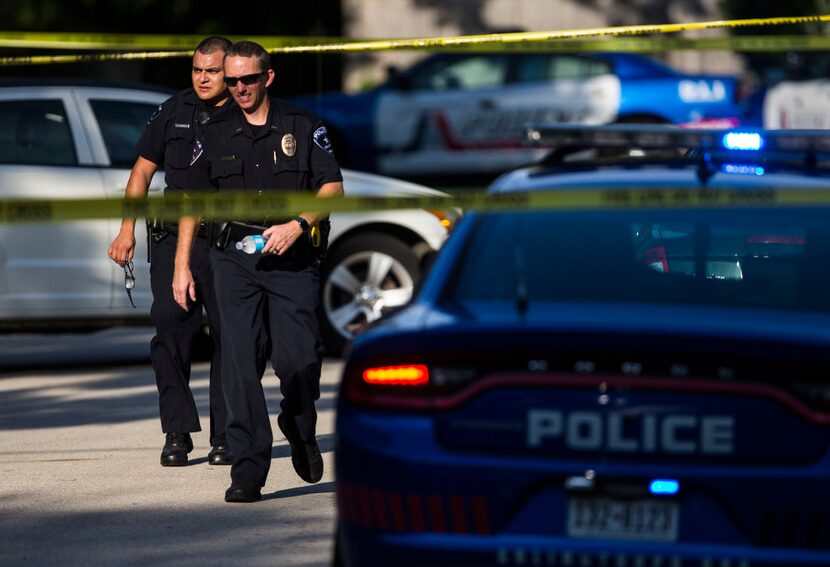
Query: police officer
108,36,233,467
174,41,344,503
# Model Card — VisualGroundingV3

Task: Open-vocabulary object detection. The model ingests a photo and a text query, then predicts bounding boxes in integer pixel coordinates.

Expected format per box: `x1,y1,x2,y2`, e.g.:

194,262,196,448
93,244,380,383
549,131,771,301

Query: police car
334,125,830,566
292,52,740,179
0,80,453,354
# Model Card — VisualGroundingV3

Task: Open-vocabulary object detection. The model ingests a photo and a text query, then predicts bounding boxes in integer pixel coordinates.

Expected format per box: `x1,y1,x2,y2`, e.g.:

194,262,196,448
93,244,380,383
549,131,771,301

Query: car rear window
450,209,830,313
0,100,76,166
89,100,160,168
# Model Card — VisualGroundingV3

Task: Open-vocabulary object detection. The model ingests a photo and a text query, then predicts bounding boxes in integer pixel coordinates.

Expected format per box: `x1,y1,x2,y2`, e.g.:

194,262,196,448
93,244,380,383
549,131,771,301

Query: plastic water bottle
235,234,266,254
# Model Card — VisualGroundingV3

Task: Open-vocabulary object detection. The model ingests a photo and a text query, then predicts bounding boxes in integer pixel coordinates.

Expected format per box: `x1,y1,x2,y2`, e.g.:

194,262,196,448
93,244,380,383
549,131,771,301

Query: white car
0,81,452,354
760,79,830,130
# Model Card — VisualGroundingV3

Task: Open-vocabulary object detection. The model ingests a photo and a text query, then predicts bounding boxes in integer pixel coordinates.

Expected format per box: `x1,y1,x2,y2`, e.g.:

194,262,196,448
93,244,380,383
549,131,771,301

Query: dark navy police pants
210,245,323,487
149,234,227,446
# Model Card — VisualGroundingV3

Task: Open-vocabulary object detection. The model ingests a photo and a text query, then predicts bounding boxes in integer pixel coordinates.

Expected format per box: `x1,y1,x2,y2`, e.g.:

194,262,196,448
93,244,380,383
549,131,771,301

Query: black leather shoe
225,481,261,503
208,444,233,465
278,413,323,484
160,432,193,467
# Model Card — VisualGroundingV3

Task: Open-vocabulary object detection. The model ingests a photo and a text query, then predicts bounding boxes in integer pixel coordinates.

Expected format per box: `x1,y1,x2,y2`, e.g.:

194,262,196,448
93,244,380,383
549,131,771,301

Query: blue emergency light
722,164,765,176
649,479,680,495
722,132,764,151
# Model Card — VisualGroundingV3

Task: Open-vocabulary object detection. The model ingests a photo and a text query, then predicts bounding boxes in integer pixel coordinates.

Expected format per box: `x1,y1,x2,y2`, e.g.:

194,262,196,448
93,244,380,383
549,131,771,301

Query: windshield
449,209,830,313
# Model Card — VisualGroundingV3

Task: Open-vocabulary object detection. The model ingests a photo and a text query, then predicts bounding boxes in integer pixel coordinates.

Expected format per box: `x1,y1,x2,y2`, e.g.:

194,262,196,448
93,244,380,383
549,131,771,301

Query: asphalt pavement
0,328,342,566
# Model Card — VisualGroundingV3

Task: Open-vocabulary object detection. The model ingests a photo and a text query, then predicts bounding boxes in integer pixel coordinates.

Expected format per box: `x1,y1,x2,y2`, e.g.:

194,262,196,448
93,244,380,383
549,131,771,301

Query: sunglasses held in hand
124,261,137,309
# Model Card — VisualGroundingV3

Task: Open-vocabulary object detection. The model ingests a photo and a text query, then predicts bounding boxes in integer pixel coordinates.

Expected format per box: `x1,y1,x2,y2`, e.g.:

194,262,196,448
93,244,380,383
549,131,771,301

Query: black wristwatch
293,216,310,233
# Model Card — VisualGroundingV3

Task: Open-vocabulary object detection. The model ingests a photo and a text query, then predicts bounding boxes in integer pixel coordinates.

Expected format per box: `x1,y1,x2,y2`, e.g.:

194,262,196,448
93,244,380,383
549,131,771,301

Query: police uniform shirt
186,98,342,200
136,88,225,192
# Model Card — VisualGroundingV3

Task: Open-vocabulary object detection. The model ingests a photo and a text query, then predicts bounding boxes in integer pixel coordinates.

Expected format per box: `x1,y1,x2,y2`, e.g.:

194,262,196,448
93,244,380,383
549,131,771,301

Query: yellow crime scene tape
5,35,830,58
2,188,830,224
0,33,350,50
1,13,829,66
445,35,830,53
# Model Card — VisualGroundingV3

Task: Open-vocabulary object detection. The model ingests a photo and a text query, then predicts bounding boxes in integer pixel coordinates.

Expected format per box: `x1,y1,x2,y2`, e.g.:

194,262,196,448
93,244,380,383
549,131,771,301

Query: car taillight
363,364,429,386
345,362,479,409
344,362,432,409
639,246,669,273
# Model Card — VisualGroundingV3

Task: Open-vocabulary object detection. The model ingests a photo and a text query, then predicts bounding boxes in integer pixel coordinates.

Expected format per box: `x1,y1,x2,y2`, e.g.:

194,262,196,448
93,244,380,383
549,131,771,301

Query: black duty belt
215,220,329,259
155,220,209,238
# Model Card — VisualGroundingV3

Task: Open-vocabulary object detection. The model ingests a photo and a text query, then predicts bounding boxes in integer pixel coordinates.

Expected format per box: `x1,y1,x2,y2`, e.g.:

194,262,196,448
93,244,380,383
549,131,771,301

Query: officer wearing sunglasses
174,40,344,503
107,36,233,469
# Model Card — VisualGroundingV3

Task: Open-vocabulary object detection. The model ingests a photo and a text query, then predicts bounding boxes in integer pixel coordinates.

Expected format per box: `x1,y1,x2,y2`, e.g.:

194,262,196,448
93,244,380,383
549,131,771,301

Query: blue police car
293,53,740,179
334,125,830,566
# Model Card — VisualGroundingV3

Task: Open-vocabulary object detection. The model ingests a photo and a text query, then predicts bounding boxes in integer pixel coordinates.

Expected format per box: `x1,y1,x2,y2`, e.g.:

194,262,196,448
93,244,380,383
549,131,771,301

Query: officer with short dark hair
108,36,234,467
174,40,344,503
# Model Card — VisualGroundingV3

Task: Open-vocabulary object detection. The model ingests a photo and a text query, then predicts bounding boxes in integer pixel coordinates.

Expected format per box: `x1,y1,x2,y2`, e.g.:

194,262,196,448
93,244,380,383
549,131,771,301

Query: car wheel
321,233,420,356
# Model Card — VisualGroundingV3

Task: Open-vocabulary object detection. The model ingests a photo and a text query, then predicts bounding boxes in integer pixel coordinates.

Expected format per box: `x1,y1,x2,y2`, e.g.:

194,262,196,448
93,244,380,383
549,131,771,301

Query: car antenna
514,243,529,320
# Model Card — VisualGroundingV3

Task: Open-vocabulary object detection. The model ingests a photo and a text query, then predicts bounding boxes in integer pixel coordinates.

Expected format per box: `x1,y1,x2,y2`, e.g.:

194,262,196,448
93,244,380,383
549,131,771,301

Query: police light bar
525,124,830,154
723,132,763,151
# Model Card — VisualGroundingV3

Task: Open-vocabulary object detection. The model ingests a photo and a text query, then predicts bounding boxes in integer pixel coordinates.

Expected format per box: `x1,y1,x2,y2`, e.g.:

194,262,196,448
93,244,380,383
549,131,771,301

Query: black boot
225,479,261,503
278,414,323,484
160,432,193,466
208,444,233,465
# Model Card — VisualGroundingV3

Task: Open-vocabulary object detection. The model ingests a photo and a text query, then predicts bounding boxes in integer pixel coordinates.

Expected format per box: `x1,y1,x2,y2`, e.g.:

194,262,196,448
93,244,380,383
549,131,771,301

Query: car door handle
478,99,497,110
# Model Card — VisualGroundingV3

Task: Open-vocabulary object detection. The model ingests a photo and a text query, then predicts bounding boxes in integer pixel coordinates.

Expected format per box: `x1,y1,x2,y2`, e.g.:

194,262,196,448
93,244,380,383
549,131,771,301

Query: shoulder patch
190,138,204,166
313,126,335,157
147,104,163,125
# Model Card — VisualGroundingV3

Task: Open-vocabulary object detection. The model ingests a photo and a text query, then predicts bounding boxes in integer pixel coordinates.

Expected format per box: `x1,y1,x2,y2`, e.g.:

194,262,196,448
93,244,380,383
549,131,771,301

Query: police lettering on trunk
527,409,735,455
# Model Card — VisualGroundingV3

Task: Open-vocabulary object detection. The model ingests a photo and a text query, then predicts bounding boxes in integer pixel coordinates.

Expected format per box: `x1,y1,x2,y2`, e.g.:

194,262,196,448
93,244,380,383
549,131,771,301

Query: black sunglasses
224,71,266,87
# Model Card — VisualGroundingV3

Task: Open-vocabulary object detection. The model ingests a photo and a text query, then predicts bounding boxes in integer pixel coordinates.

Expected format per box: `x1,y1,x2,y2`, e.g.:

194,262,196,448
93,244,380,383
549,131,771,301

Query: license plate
567,497,679,542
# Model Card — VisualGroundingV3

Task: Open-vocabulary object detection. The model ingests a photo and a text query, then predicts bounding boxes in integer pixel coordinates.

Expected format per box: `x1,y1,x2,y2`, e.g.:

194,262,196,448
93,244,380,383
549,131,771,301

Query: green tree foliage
719,0,830,81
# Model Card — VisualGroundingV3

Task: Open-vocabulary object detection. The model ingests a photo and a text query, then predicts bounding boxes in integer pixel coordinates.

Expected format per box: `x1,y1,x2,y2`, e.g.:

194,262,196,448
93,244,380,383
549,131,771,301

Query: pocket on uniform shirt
211,159,244,182
164,132,195,170
272,158,310,193
272,158,309,174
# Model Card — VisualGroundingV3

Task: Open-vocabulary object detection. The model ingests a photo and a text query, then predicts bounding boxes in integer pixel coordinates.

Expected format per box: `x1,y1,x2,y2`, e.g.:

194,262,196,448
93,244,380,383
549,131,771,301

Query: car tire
320,232,420,356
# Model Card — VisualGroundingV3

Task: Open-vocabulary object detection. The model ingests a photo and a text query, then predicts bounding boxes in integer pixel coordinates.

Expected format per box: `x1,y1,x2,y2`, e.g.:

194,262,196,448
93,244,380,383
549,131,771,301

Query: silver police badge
281,134,297,158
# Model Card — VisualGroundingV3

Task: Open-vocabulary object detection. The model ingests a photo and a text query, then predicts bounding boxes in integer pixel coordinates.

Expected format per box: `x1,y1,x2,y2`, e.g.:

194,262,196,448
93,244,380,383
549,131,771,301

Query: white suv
0,81,451,354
